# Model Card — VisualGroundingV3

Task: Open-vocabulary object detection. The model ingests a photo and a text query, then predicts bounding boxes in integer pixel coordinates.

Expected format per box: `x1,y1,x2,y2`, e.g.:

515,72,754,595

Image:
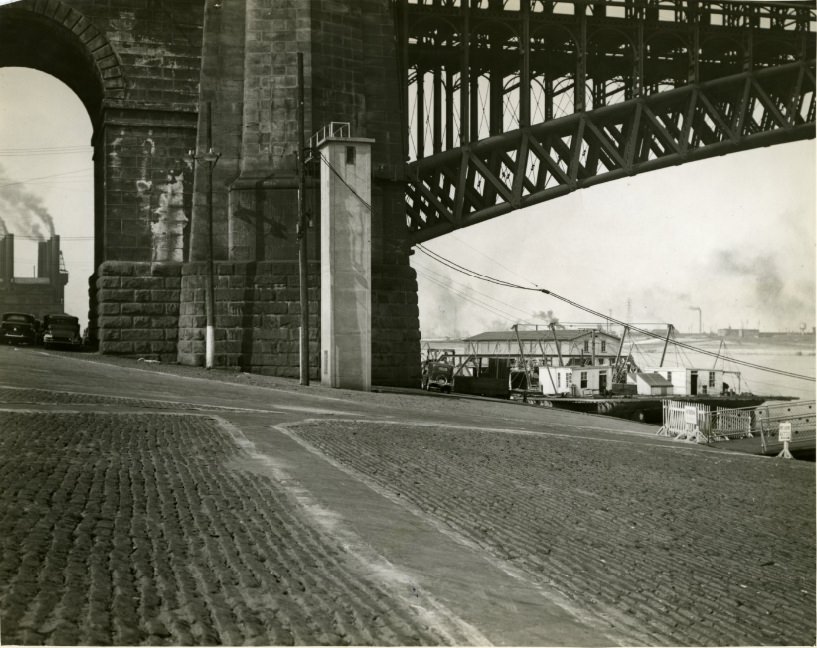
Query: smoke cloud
715,250,810,322
532,309,560,326
0,163,56,240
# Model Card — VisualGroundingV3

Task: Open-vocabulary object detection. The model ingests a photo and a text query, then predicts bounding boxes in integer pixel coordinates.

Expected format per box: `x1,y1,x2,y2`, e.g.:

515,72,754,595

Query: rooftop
465,329,620,343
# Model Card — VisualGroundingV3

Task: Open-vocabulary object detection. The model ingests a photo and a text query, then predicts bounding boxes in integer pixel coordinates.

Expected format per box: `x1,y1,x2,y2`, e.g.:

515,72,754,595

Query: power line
418,245,816,383
314,146,814,384
0,145,91,157
0,167,93,189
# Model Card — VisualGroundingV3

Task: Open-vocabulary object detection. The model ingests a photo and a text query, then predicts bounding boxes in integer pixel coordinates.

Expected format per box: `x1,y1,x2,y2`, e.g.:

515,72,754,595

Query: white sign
684,406,698,425
778,422,792,442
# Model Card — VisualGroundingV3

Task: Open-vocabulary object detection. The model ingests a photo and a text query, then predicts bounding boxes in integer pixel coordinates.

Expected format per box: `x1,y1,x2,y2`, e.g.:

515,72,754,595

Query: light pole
188,102,222,369
202,146,220,369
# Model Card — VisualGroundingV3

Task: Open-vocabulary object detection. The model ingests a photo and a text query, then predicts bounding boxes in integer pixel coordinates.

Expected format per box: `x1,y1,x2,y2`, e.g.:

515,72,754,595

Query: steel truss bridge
398,0,816,243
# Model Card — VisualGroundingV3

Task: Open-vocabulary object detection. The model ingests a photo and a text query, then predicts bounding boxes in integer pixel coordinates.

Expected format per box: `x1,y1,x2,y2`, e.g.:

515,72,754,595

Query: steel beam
407,60,816,242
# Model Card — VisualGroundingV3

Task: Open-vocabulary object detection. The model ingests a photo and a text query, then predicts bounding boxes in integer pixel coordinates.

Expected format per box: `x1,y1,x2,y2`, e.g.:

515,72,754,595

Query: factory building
0,233,69,317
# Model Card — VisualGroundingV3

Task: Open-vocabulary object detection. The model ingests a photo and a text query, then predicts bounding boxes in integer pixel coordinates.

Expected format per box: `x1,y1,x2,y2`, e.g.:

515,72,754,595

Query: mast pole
659,324,673,367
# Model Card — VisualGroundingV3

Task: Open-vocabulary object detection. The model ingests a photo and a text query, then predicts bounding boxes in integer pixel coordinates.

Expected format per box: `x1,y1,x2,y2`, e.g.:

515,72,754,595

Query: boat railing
754,401,816,453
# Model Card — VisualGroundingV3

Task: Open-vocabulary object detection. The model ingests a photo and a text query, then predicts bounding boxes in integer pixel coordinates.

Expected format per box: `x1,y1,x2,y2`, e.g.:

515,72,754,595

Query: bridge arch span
0,1,125,123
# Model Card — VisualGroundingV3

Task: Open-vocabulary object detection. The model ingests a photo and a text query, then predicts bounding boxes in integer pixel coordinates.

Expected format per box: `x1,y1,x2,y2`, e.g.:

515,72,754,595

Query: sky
0,66,815,337
0,68,94,328
412,131,816,338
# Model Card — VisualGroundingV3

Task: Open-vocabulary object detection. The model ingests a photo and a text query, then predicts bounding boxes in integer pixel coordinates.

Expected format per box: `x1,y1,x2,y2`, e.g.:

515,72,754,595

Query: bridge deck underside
401,1,816,241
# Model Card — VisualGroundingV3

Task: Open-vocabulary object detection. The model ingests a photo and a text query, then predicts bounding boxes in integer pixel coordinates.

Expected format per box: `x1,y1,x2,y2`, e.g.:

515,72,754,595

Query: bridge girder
405,60,816,242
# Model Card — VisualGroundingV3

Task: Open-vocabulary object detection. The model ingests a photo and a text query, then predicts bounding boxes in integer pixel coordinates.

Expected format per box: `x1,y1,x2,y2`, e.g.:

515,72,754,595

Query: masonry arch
0,1,124,273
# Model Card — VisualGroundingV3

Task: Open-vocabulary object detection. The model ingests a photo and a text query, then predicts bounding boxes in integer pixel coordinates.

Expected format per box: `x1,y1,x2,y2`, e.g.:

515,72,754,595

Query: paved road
0,345,814,646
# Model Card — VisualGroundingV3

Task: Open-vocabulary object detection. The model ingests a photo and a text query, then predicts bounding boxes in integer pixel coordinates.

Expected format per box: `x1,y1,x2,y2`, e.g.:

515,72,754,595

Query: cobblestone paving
294,421,816,646
0,412,451,646
0,386,236,412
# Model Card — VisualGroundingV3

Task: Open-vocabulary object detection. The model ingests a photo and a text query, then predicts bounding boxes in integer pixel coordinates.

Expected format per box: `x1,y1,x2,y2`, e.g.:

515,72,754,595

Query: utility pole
512,324,533,402
296,52,309,385
203,102,220,369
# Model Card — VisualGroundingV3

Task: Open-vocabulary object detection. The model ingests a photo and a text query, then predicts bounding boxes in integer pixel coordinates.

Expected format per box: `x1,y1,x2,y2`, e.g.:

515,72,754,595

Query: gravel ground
0,412,452,646
293,420,816,646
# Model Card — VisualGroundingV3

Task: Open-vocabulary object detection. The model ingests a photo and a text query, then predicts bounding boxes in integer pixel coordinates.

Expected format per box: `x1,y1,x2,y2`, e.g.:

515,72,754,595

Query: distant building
0,234,69,318
463,328,622,367
717,327,759,338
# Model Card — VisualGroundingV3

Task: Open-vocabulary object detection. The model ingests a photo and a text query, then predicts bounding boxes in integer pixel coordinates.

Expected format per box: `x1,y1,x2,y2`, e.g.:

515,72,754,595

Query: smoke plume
0,163,56,240
532,309,560,326
716,250,810,322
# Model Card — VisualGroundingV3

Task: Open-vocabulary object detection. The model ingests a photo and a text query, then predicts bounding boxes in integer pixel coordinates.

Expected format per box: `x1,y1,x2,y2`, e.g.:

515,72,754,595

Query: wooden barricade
711,406,753,441
658,400,711,443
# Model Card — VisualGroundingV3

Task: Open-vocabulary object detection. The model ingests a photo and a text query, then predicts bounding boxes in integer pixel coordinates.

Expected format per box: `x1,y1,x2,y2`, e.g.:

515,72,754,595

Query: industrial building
0,233,68,318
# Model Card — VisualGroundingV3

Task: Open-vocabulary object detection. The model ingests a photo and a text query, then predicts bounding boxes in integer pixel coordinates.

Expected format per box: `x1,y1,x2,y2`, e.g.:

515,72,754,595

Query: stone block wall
372,263,421,387
95,262,181,361
177,261,321,378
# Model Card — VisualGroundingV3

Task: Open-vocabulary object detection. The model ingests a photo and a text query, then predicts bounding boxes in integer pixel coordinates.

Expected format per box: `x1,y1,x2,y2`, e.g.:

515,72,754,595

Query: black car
41,314,83,349
1,312,39,346
421,360,454,393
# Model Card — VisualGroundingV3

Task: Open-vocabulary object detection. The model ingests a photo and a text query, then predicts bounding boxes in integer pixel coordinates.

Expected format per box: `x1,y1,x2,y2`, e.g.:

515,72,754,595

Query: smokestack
688,306,702,334
38,240,49,278
1,233,14,281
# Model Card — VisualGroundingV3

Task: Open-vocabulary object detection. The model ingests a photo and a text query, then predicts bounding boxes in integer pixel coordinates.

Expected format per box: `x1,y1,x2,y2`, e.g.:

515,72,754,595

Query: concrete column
319,137,374,390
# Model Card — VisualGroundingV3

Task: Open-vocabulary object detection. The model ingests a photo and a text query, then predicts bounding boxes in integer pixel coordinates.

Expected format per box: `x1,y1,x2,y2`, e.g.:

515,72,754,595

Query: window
580,371,588,389
667,371,672,381
566,372,572,386
557,372,561,387
601,341,606,352
583,340,589,352
345,146,356,165
709,372,716,388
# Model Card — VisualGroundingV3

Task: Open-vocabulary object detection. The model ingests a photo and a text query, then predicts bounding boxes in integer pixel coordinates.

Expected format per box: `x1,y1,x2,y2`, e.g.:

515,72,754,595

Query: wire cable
419,245,816,383
319,147,814,383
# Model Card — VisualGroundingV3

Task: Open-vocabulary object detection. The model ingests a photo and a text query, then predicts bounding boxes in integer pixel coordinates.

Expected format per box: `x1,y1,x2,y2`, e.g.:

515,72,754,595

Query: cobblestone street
293,420,816,646
0,411,452,646
0,348,814,646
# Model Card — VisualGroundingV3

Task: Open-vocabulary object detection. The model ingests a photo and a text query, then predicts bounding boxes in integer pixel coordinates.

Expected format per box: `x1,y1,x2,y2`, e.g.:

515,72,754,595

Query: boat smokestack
689,306,702,334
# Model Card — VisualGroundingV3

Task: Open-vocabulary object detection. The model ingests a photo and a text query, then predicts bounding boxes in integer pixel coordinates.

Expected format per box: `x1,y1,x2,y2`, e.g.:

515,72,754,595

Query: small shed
642,366,729,396
634,372,674,396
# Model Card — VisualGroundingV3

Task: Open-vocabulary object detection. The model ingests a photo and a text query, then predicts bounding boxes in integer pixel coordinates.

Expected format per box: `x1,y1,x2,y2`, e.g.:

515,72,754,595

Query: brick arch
0,0,125,122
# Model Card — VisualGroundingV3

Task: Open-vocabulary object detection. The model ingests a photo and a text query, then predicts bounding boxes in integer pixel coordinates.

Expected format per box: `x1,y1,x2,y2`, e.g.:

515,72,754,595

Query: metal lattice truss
406,60,815,242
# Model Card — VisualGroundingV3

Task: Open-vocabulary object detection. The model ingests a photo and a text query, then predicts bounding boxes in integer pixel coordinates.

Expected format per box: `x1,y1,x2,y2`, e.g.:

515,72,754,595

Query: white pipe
205,325,215,369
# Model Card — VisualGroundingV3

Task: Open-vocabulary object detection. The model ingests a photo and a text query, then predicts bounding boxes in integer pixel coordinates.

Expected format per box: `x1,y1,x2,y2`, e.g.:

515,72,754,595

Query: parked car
41,314,83,349
1,312,39,346
421,360,454,393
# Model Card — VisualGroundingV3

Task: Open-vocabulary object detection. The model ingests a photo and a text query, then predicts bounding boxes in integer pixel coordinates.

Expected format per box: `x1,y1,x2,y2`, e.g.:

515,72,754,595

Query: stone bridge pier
0,0,421,388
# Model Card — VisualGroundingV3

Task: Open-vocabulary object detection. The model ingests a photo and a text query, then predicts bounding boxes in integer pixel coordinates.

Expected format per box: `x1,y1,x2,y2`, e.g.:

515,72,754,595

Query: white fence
657,400,711,442
659,399,816,450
